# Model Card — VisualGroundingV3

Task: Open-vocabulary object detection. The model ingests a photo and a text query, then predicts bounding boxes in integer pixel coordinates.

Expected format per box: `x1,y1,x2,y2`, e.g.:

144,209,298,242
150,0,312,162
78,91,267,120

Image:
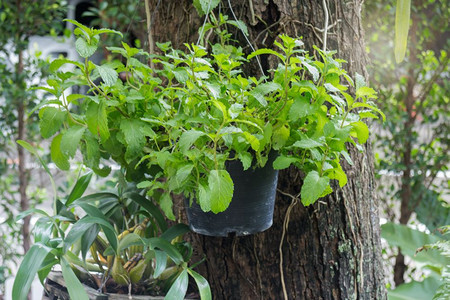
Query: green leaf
273,156,298,170
388,276,441,300
187,268,212,300
395,0,411,63
289,95,313,120
243,132,260,151
147,237,184,265
120,119,145,162
351,102,385,121
164,269,189,300
179,130,206,153
65,216,118,255
198,183,211,212
208,170,234,213
96,65,118,86
351,121,369,144
325,165,347,188
39,107,65,138
272,124,290,150
193,0,220,16
293,137,324,149
118,233,143,252
356,86,377,99
49,58,84,72
300,171,330,206
86,101,110,142
66,172,93,206
75,36,98,58
95,28,123,37
301,60,320,82
381,223,446,267
60,125,85,158
160,193,176,221
125,192,168,232
160,224,191,242
60,256,89,300
249,82,282,106
64,19,91,37
51,134,70,170
247,48,285,62
169,164,194,190
12,243,53,300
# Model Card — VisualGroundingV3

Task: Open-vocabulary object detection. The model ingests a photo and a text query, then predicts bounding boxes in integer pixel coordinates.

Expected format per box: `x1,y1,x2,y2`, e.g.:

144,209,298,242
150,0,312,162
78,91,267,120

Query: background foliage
364,0,449,298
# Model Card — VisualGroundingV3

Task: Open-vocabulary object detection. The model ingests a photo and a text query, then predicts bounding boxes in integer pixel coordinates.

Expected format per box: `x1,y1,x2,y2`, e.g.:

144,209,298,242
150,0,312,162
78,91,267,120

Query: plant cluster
13,166,210,299
37,18,384,218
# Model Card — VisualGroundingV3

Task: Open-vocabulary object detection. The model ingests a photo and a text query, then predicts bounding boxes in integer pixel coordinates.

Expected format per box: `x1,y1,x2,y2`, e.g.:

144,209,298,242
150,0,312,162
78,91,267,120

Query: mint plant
37,19,384,219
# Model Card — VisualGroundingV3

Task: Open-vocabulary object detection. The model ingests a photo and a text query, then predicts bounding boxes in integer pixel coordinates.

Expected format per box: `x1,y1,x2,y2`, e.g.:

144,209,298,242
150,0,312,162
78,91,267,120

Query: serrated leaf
247,48,285,62
51,134,70,170
75,37,97,58
289,95,312,120
324,83,340,93
356,86,377,99
355,73,366,90
250,82,282,106
293,137,324,149
96,65,118,86
326,165,347,187
208,170,234,213
39,107,66,138
301,60,320,82
120,119,145,162
351,121,369,144
193,0,220,16
272,124,290,150
238,152,253,171
86,101,109,142
160,193,175,221
300,171,330,206
60,126,85,158
179,130,206,153
243,132,260,151
273,156,298,170
198,183,211,212
229,103,243,119
169,164,194,191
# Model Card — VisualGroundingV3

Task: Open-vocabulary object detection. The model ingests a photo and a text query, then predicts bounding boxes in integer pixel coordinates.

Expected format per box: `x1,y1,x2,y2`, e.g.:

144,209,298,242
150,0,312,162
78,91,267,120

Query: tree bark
148,0,386,298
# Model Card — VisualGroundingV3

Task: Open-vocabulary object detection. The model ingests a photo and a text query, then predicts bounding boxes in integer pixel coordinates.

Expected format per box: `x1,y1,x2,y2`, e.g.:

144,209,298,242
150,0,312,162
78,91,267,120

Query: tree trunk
148,0,386,298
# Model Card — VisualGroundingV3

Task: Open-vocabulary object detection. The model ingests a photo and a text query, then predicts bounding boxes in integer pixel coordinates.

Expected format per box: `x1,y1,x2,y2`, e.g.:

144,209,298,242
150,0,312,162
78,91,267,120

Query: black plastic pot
185,153,279,237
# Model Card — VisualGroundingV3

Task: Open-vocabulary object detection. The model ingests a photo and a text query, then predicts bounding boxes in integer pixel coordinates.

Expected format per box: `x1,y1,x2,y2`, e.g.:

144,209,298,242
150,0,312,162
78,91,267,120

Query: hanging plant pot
185,153,279,237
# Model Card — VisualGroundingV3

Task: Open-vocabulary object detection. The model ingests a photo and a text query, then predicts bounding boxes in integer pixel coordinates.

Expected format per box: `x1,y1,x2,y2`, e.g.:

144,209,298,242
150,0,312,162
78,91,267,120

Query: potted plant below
12,160,211,300
31,15,383,238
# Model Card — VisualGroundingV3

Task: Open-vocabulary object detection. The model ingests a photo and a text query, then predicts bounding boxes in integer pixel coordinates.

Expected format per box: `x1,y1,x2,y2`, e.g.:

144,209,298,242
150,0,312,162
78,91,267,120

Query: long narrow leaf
12,243,53,300
126,192,168,232
145,237,184,265
161,223,190,242
395,0,411,63
187,268,212,300
60,256,89,300
164,269,188,300
66,172,93,206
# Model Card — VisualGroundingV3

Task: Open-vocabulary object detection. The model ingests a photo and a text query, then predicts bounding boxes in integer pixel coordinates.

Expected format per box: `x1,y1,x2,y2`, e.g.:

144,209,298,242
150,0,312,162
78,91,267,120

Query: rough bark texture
148,0,386,298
